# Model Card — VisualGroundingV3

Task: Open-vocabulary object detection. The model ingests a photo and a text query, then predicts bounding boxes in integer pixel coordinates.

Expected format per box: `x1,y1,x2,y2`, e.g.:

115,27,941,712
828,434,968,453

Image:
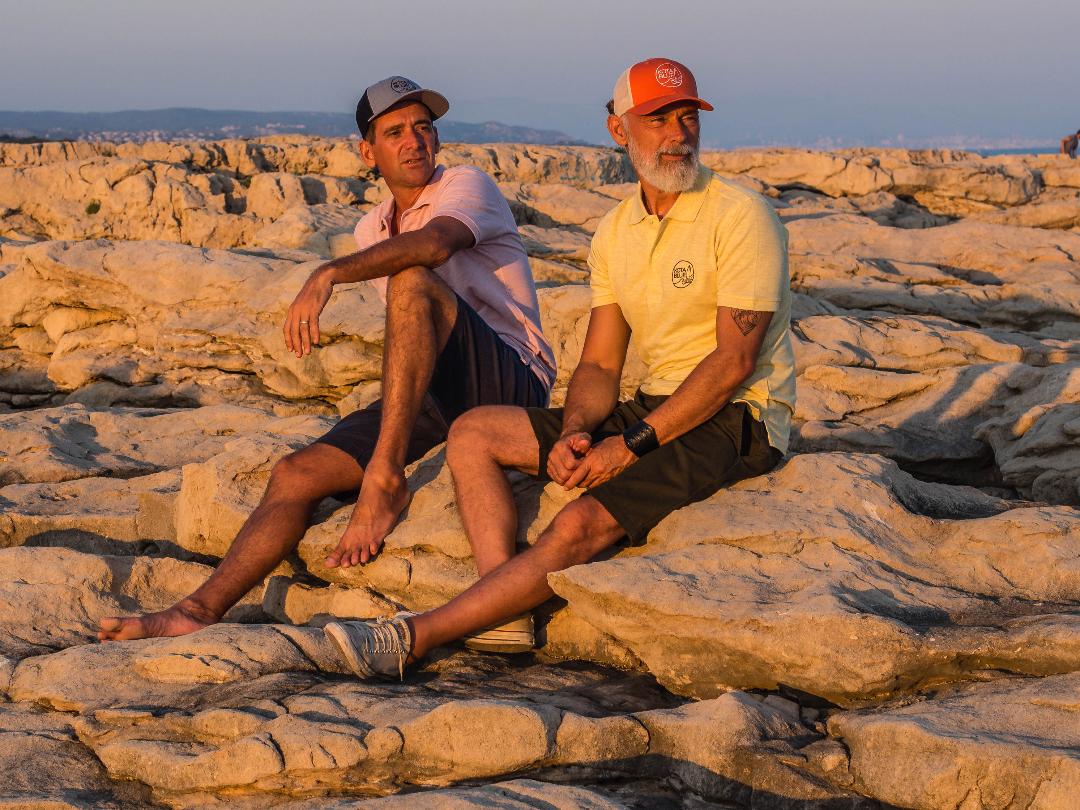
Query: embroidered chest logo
672,260,695,288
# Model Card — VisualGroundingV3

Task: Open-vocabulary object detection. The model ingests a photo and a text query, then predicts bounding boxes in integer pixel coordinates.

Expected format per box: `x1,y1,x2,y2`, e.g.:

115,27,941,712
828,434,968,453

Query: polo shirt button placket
647,224,664,317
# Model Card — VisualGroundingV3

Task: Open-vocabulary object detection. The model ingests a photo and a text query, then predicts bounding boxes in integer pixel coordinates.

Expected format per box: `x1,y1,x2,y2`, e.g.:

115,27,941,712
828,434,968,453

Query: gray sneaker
324,612,416,681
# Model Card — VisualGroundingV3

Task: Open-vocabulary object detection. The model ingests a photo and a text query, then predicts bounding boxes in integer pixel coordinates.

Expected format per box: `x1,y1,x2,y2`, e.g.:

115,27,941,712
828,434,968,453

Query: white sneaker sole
463,616,534,654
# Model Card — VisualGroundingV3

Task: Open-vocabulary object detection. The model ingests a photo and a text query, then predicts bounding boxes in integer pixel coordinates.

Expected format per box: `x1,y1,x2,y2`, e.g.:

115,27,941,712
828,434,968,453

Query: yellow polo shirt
589,166,796,452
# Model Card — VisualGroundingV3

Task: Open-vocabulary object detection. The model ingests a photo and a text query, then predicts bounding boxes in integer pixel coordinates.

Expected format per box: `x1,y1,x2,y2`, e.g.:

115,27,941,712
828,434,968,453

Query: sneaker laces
367,616,411,680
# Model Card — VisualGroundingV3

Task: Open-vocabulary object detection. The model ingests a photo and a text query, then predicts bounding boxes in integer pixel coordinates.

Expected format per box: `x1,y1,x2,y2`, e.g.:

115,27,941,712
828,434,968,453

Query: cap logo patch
391,78,420,94
654,63,684,88
672,260,694,288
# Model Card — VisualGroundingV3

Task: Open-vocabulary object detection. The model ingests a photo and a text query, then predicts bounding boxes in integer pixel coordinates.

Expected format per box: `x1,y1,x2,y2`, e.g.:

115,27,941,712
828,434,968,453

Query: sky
2,0,1078,148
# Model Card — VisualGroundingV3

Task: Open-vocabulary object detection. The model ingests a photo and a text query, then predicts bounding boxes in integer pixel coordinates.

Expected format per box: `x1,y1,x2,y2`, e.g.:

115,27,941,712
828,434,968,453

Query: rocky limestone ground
0,139,1078,809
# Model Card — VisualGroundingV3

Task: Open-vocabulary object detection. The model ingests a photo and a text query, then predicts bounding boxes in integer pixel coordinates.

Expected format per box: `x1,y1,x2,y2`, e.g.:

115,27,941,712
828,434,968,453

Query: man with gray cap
98,76,556,643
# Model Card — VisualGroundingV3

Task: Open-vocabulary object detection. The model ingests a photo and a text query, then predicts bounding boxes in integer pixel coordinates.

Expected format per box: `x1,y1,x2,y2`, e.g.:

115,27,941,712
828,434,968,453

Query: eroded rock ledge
1,140,1078,808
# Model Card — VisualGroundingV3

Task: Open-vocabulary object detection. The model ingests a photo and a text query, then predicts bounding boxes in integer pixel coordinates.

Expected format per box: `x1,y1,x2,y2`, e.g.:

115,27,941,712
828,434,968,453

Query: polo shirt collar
664,164,711,222
377,164,446,233
627,163,711,225
627,185,651,225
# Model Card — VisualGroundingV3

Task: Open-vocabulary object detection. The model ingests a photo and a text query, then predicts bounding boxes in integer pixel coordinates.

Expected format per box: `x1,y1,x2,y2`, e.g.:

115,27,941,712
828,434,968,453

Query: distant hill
0,107,588,145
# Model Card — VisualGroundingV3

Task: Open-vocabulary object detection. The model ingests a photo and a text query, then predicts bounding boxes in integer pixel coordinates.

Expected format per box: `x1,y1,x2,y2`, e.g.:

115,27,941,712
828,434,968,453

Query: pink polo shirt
355,165,556,390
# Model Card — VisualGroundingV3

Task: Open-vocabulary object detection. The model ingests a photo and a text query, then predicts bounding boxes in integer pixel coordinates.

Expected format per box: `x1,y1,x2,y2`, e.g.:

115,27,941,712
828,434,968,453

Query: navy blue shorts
316,295,549,469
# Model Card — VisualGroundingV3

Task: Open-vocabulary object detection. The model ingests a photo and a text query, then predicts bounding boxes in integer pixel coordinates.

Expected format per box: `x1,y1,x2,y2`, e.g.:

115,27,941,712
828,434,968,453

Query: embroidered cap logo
391,78,420,94
654,63,684,88
672,260,694,288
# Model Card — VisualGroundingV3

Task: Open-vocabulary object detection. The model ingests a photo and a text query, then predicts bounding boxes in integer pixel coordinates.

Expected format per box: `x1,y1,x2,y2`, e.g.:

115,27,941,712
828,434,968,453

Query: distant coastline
1,109,1070,155
2,108,1071,153
0,107,587,146
977,147,1058,156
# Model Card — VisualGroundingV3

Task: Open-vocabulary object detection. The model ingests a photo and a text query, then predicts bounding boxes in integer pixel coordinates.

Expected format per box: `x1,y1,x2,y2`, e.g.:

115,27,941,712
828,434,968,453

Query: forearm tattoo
730,308,764,336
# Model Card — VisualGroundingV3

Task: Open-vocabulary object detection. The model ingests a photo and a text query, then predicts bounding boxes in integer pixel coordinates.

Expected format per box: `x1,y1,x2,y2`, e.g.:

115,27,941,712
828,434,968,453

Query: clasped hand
547,431,636,490
283,266,333,357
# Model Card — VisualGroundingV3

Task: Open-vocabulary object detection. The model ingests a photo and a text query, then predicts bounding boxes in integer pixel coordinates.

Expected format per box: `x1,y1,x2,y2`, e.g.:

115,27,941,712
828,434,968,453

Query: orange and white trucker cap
612,58,714,117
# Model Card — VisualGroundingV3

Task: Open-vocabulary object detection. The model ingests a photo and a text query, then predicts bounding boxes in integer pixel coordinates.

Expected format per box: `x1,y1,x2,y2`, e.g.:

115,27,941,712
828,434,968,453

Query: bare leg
326,266,458,568
98,443,363,641
407,496,625,660
446,406,540,577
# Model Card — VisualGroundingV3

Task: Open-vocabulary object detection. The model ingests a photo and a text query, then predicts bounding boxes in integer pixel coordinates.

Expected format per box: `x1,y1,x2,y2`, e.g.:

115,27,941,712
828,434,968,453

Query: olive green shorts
526,391,782,544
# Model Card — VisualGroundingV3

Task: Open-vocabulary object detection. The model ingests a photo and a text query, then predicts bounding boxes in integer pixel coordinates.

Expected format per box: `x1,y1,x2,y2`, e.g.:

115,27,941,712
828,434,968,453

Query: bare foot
325,464,412,568
97,599,218,642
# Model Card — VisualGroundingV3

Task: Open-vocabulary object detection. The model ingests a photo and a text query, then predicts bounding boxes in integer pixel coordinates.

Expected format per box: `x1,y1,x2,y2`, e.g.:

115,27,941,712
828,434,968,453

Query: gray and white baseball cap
354,76,450,138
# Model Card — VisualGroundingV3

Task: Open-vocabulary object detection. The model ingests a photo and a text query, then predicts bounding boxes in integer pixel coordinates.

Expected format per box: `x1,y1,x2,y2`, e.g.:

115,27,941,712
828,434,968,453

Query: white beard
626,136,700,194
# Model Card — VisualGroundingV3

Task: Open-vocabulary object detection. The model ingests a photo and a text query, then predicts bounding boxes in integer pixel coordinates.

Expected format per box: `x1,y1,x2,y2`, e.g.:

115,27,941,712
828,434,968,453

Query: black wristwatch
622,419,659,457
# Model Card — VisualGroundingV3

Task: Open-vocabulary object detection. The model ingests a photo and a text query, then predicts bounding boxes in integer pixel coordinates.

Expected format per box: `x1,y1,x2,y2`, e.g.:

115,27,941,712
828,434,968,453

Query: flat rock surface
0,403,326,484
12,626,768,804
829,673,1080,809
0,239,384,409
1,141,1079,807
0,703,149,807
787,215,1080,333
548,453,1080,704
301,780,632,809
0,547,262,659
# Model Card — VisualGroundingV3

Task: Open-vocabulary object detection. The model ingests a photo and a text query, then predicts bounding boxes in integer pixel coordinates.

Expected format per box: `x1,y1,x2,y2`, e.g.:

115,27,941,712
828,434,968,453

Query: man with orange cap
322,59,796,681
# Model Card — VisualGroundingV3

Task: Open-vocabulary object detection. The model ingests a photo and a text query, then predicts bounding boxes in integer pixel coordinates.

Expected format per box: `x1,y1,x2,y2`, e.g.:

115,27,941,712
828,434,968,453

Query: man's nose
405,127,427,150
665,117,694,143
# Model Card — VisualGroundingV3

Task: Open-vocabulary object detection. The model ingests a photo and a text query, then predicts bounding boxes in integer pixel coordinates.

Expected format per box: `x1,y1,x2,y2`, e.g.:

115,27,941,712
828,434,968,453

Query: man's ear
607,114,628,148
358,136,377,170
433,125,441,155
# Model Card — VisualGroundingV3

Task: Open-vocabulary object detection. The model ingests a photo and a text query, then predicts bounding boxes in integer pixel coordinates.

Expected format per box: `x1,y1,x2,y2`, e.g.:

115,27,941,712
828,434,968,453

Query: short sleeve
588,219,617,309
353,208,384,251
715,196,789,313
428,167,514,244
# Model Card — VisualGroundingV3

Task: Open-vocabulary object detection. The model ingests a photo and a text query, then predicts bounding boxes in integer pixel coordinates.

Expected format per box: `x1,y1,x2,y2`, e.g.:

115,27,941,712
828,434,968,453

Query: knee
535,499,614,567
386,265,438,302
386,266,456,323
447,409,496,468
266,450,325,501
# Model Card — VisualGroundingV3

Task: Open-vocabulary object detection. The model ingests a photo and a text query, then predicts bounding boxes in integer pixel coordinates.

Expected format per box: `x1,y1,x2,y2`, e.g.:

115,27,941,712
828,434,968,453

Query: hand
563,435,636,490
284,265,334,357
547,431,592,486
